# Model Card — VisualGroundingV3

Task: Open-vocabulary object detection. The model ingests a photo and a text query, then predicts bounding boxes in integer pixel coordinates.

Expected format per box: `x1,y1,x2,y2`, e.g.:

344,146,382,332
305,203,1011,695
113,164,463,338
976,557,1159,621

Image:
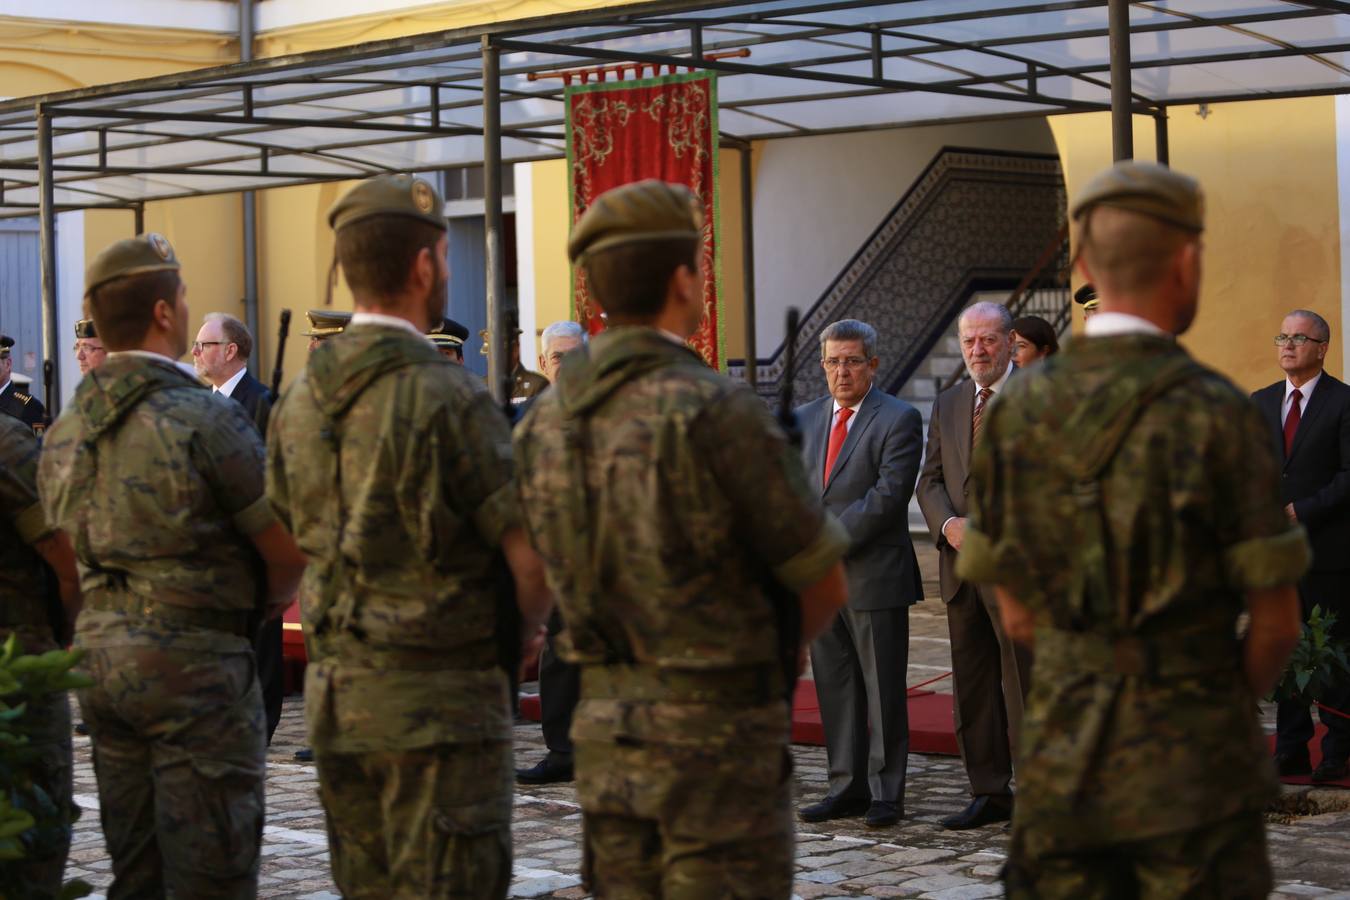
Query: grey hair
958,301,1013,335
819,319,878,360
1288,309,1331,343
541,320,588,354
204,311,253,359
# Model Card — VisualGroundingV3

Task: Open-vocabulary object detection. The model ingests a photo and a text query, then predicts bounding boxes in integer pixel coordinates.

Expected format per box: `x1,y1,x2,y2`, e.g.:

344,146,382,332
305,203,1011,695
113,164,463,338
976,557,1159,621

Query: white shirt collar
972,360,1014,397
106,349,201,380
350,311,433,342
831,384,872,417
215,366,248,398
0,378,10,395
1084,311,1170,338
1286,370,1323,402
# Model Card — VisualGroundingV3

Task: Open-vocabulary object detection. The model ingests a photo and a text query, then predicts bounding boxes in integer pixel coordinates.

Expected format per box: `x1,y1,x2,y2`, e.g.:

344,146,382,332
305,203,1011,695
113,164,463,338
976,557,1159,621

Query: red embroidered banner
566,72,723,369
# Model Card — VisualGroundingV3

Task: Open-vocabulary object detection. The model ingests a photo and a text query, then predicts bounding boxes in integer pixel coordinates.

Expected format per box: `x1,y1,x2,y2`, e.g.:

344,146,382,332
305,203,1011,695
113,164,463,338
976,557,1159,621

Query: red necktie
1284,388,1302,457
823,407,853,484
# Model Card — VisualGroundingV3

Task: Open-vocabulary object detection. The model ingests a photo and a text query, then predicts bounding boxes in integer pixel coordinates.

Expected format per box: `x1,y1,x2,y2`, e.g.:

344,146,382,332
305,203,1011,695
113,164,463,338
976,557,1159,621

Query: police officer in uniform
0,335,46,434
428,316,470,363
1074,283,1100,320
74,318,108,376
303,309,352,352
515,180,850,897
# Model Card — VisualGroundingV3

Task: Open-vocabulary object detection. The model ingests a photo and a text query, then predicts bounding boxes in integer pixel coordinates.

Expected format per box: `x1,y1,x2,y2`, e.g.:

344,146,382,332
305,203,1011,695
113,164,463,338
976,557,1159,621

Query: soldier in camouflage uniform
958,162,1308,898
266,174,553,900
37,233,307,899
0,414,81,895
515,180,850,898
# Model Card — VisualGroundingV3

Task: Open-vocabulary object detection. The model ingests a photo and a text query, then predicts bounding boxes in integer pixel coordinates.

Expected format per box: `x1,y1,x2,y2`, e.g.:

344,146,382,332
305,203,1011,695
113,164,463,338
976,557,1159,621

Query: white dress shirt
350,311,433,342
941,361,1014,540
1083,311,1169,338
215,367,247,398
1284,370,1321,421
830,385,872,435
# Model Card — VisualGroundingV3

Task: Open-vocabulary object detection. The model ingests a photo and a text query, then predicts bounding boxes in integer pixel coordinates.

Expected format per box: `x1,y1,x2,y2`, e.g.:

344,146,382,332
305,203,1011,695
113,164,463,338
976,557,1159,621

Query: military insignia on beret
412,180,435,214
147,232,172,260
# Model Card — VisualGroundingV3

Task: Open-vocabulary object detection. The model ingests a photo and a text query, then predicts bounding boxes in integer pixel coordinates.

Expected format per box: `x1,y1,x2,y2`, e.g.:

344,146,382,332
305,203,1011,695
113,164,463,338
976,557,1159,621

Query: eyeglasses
1274,334,1327,347
192,341,223,353
72,342,105,354
823,357,870,371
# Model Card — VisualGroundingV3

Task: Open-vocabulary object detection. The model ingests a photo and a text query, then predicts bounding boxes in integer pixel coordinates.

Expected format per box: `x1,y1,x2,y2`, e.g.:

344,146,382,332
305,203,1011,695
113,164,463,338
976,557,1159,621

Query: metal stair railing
937,224,1070,395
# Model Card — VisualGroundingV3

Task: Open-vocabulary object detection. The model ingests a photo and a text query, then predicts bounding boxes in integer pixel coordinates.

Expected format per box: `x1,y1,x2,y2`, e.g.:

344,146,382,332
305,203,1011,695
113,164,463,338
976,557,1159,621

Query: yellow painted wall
1050,98,1342,391
0,19,233,95
256,181,359,392
82,195,244,350
527,146,751,367
256,0,650,57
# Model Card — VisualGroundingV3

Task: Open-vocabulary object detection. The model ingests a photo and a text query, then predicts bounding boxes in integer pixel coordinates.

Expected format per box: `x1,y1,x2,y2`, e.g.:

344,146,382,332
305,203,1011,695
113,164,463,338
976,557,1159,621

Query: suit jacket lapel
824,389,881,490
954,380,975,482
1288,375,1334,465
800,397,830,495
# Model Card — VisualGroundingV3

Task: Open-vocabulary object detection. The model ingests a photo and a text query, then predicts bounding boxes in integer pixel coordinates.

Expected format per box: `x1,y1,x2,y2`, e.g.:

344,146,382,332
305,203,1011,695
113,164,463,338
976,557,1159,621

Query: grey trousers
810,605,911,806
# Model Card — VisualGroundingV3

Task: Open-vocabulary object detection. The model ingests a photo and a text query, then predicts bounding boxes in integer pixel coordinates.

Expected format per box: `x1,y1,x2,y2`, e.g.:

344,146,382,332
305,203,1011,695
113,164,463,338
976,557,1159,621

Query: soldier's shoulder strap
1070,354,1208,483
13,390,32,405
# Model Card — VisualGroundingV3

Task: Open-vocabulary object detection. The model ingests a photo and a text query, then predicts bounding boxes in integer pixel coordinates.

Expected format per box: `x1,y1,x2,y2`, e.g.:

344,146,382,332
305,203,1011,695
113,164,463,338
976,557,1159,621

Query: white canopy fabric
1,0,1349,208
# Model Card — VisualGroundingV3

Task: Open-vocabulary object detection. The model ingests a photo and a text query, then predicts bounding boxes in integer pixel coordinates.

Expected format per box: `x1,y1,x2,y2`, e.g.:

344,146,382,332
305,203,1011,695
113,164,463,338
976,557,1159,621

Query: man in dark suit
917,300,1031,829
0,334,47,435
795,318,924,828
516,320,587,785
1254,308,1350,783
193,312,283,744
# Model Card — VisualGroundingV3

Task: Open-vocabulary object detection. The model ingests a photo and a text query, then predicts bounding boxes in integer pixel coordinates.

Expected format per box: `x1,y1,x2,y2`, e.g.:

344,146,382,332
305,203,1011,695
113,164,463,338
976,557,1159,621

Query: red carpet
519,679,961,756
1267,724,1350,788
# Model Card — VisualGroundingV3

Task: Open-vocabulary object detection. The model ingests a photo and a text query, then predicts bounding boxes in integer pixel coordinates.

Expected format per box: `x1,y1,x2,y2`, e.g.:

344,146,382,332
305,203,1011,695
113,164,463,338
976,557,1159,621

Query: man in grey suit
918,300,1031,830
796,319,924,828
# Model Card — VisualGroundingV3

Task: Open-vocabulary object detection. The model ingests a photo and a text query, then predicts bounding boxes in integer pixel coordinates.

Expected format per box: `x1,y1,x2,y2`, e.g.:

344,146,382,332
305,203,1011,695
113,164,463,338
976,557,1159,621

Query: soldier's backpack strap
553,347,636,665
1061,354,1208,628
304,357,422,641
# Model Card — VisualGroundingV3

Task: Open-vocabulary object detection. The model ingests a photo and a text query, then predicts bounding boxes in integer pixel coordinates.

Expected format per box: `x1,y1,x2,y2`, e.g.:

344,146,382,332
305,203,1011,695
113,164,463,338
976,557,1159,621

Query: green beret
1071,162,1204,233
328,174,446,233
303,309,352,338
74,319,97,339
568,180,702,263
428,316,469,347
85,233,180,297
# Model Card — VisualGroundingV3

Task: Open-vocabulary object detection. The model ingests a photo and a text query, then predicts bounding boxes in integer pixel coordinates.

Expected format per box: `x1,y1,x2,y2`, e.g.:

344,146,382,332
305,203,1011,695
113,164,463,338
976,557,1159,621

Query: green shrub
1269,605,1350,708
0,634,92,900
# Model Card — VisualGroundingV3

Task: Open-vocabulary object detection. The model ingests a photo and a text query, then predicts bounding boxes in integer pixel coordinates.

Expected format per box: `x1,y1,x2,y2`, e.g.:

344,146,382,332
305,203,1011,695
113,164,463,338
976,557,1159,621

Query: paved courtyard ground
64,545,1350,899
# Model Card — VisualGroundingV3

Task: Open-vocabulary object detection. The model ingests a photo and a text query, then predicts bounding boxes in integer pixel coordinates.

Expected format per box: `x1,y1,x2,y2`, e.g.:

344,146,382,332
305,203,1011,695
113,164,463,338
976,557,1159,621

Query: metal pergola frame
5,0,1350,407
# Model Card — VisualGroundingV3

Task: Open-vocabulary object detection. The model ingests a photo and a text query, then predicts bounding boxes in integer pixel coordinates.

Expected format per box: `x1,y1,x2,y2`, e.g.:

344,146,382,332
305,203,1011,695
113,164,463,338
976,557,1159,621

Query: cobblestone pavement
65,545,1350,899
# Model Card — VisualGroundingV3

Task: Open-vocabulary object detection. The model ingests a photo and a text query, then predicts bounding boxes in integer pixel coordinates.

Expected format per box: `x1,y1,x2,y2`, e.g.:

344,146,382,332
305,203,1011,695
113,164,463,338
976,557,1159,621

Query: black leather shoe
294,747,314,763
516,758,574,785
798,795,870,823
1275,751,1313,777
1311,759,1348,783
864,801,900,828
940,795,1012,830
73,721,89,736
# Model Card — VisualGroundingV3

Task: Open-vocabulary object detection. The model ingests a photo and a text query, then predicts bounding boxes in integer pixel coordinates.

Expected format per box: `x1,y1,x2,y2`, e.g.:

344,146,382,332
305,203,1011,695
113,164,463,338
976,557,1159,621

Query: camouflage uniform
516,324,848,898
0,414,73,896
959,332,1310,897
268,319,520,898
39,344,274,898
